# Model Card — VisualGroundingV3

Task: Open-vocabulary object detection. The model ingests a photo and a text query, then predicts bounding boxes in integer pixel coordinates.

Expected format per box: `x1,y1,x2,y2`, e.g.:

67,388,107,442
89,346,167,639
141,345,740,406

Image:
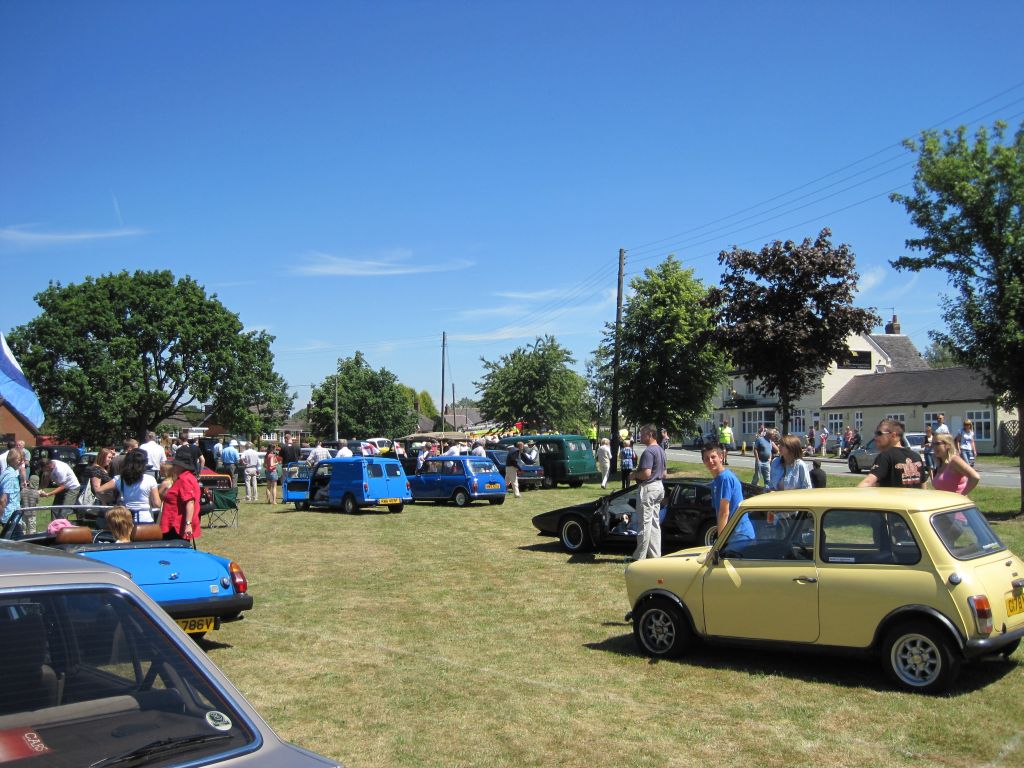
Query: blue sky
3,1,1023,412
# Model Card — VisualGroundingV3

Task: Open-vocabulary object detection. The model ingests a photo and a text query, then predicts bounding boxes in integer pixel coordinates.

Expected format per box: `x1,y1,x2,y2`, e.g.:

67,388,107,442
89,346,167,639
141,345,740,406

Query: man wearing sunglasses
858,419,928,488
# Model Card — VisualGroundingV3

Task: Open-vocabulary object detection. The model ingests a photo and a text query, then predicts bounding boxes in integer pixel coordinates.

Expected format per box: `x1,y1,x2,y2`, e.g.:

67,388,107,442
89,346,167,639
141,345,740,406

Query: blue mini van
286,457,412,513
408,455,507,506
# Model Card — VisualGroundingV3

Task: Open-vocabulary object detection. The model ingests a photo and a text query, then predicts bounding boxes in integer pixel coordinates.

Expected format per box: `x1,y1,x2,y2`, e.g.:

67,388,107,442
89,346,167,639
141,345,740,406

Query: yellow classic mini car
624,487,1024,693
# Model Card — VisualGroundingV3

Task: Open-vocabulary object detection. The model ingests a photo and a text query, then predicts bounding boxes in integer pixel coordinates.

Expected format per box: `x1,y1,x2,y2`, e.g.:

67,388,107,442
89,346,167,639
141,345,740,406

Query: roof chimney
884,314,901,334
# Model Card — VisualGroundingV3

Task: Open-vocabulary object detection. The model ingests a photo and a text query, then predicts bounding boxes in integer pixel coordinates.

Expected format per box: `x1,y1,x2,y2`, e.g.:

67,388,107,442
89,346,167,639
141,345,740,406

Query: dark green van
498,434,599,488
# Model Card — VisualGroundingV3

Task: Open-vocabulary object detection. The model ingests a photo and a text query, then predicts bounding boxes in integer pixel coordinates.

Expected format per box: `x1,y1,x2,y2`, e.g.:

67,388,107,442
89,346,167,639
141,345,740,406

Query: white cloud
456,305,521,318
449,324,555,343
292,249,472,277
857,266,886,294
494,288,581,301
0,224,146,246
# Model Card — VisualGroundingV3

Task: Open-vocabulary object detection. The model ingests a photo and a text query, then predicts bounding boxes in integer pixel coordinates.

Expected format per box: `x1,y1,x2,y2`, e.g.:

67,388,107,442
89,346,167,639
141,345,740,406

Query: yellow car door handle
793,576,817,584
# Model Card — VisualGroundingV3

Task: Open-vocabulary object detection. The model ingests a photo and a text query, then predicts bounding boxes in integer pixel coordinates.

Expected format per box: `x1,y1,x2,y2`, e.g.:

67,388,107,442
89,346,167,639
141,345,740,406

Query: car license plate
379,498,401,504
177,616,215,634
485,483,500,489
1006,592,1024,617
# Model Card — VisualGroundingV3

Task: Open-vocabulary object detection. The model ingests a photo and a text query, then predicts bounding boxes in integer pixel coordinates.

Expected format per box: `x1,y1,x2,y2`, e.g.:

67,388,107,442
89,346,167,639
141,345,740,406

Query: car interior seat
0,610,60,714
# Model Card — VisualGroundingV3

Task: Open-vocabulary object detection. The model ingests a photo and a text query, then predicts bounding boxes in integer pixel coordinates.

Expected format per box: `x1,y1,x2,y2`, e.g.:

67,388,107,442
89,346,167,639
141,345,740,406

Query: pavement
663,446,1022,490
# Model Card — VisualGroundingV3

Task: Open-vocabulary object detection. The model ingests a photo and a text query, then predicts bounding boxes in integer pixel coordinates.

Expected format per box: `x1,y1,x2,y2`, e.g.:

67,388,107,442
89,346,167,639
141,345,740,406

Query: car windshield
467,460,497,475
0,588,256,767
931,506,1005,560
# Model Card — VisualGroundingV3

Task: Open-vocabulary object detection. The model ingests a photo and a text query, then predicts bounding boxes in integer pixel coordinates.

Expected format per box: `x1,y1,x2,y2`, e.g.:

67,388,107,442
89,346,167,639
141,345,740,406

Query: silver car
0,540,340,767
847,432,927,473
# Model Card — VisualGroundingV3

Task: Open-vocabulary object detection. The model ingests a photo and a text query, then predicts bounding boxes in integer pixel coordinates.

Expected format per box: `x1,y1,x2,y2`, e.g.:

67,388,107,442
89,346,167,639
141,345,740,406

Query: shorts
266,470,279,481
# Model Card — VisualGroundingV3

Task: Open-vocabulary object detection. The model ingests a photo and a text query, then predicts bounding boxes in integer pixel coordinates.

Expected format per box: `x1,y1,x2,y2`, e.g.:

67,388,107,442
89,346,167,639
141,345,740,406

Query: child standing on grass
22,475,40,534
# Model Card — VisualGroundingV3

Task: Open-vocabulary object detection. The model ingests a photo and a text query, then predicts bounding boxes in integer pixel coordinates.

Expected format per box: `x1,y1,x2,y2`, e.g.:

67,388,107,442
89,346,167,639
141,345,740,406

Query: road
663,446,1022,490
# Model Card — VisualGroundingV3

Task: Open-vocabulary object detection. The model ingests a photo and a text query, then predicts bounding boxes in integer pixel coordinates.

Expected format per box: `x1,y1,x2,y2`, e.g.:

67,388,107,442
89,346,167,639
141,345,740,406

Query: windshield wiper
89,733,232,768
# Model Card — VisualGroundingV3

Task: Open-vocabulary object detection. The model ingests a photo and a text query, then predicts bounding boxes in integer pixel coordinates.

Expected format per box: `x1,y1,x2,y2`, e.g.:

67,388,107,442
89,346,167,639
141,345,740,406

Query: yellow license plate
1006,592,1024,617
379,498,401,504
485,483,500,489
177,616,215,634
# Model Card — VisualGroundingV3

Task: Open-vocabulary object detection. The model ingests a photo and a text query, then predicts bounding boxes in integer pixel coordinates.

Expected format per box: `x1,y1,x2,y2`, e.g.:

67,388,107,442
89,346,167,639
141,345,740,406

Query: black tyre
559,515,592,553
294,501,310,511
453,488,470,507
697,520,719,547
632,598,691,658
567,479,583,488
489,496,505,505
848,456,860,473
388,503,404,513
542,476,556,490
882,620,961,693
342,494,358,515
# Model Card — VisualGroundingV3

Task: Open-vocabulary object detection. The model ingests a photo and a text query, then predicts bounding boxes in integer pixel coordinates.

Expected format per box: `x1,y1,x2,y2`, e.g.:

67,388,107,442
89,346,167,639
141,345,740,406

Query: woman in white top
99,448,160,523
955,420,977,467
595,438,612,489
769,434,813,490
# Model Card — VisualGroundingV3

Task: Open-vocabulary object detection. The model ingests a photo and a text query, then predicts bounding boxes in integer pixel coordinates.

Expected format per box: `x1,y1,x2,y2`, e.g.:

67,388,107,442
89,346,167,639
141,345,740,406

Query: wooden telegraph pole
609,248,625,473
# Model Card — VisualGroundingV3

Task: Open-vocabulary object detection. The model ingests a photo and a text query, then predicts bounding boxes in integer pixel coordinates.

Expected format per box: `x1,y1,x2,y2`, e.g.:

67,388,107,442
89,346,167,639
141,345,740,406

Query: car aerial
409,455,507,507
289,456,411,513
847,432,927,473
532,477,764,553
624,487,1024,693
485,448,544,490
2,505,253,638
0,540,339,767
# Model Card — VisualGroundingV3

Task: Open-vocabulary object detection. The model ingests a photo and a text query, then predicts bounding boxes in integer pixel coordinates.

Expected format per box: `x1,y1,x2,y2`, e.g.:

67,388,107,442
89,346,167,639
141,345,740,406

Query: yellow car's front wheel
633,598,691,658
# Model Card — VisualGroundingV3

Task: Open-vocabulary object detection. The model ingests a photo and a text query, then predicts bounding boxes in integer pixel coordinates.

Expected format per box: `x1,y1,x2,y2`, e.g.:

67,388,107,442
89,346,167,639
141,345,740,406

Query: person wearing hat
160,454,202,542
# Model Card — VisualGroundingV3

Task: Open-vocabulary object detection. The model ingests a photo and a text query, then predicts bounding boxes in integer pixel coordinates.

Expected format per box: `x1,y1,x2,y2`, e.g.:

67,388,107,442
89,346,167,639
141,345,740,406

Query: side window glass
423,461,441,474
821,509,920,565
719,510,814,561
385,463,402,477
678,486,698,504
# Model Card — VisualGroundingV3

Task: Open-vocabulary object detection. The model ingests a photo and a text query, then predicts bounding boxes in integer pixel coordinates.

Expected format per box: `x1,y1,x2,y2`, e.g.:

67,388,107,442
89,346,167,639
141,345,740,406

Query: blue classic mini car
408,455,507,506
2,506,253,638
285,456,412,513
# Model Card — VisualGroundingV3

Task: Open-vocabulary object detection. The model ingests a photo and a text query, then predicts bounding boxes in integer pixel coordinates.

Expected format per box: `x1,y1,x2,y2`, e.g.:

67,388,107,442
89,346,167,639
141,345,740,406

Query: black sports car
531,477,765,553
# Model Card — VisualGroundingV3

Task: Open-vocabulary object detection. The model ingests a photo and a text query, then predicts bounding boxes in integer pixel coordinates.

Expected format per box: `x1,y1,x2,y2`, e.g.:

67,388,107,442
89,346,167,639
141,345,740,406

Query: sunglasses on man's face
874,430,891,437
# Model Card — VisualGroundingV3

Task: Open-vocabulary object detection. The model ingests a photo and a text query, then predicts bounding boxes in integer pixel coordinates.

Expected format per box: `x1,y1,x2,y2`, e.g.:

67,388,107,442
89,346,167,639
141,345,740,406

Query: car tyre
294,501,310,511
697,520,719,547
633,598,691,658
489,496,505,505
342,494,358,515
882,620,961,693
453,488,470,507
388,503,404,513
559,515,592,553
542,476,556,489
567,479,583,488
848,456,860,473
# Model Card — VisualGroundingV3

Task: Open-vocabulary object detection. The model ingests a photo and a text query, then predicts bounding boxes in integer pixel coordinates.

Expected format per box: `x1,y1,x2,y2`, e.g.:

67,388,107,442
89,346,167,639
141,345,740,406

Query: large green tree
890,120,1024,505
602,256,728,436
7,270,291,444
476,336,588,433
710,229,879,434
308,352,417,439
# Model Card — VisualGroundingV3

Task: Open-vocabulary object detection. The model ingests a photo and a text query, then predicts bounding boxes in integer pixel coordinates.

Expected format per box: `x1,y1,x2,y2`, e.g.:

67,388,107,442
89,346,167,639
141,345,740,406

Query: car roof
0,540,126,579
739,487,973,514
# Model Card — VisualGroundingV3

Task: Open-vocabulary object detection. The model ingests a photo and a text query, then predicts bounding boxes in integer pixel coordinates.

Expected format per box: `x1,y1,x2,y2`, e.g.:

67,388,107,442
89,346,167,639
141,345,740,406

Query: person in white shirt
934,413,951,436
470,441,487,457
140,431,166,477
306,441,332,465
38,455,82,506
240,442,261,502
337,443,354,458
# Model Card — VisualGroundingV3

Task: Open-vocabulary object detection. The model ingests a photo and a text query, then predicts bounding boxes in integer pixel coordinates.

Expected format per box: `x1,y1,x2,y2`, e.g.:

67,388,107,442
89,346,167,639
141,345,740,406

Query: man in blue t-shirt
701,442,754,543
752,426,772,487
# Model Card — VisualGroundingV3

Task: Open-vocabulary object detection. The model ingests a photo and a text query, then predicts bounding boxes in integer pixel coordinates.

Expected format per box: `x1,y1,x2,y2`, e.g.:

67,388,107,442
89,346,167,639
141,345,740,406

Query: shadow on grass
584,632,1019,695
195,635,234,653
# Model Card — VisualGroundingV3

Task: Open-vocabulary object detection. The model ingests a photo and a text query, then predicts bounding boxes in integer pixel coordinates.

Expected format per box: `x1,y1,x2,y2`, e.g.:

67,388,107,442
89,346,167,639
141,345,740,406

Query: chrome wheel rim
891,632,942,687
641,608,676,653
562,520,584,550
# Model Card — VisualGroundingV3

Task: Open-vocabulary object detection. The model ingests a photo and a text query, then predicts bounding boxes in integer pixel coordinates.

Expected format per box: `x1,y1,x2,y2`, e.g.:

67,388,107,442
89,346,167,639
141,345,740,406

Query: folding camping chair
199,473,239,528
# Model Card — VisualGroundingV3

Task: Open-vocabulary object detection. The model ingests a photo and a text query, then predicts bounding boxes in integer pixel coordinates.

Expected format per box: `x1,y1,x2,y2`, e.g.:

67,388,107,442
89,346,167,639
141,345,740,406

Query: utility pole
333,360,339,443
610,248,625,473
440,332,446,433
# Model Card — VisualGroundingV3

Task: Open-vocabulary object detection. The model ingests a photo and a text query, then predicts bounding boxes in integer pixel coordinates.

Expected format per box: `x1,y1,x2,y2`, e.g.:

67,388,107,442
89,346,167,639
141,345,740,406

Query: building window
827,413,845,435
885,413,906,428
790,409,805,435
923,411,942,433
854,411,863,430
964,410,992,441
741,410,776,434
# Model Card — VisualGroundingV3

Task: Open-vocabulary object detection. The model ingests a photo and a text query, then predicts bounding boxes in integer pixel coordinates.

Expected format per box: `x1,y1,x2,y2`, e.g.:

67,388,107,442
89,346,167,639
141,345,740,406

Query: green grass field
193,462,1024,768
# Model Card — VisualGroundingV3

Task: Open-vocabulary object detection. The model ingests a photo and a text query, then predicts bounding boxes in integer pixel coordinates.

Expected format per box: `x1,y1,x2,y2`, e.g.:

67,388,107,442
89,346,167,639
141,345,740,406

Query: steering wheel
92,530,117,544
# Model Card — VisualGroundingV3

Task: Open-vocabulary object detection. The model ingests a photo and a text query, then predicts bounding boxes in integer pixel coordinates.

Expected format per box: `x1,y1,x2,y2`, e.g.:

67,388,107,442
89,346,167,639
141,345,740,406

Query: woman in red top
264,443,280,505
160,455,202,541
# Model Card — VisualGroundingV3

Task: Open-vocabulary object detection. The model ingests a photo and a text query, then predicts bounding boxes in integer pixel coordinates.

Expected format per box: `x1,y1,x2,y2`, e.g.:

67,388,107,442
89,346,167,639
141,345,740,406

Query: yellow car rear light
968,595,993,634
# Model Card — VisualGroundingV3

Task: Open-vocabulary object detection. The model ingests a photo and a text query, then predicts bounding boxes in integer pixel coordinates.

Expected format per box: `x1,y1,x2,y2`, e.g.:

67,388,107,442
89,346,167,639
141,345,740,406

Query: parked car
496,434,599,488
847,432,927,473
624,487,1024,693
532,477,764,553
2,506,253,638
289,457,411,513
365,437,393,454
409,455,507,506
0,540,339,766
485,448,544,489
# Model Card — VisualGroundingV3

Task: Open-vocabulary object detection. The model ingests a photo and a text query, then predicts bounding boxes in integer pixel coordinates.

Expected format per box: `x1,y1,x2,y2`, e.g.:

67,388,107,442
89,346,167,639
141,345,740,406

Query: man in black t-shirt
858,419,928,488
280,433,301,465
